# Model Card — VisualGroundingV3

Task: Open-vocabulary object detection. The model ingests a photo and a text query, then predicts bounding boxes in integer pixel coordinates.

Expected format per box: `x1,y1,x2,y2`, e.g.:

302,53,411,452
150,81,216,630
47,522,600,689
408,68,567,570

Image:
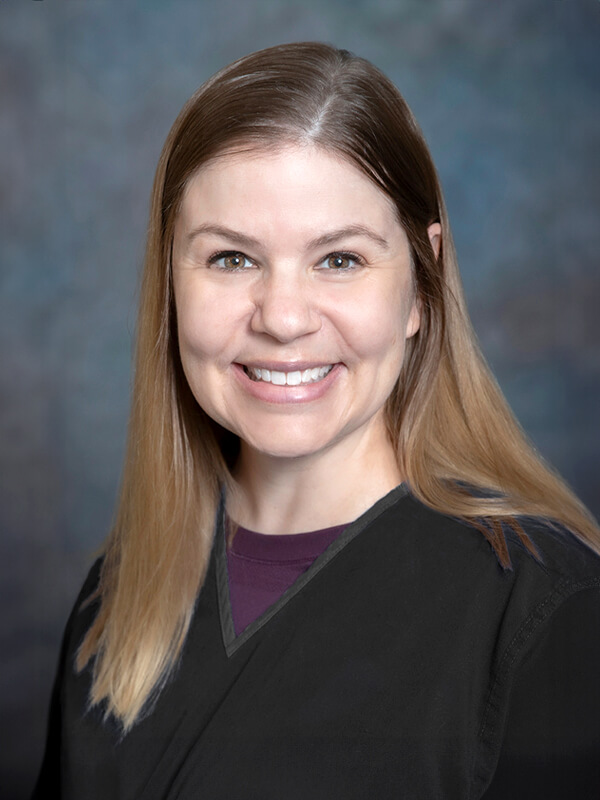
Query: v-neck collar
216,483,408,657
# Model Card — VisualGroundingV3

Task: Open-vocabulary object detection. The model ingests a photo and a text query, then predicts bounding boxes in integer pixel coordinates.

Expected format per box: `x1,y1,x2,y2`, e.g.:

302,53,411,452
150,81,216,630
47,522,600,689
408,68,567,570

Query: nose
250,269,322,342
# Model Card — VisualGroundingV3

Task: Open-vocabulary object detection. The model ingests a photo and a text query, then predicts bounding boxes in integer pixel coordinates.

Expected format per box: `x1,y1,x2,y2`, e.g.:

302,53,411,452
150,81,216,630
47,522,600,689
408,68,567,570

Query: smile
244,365,334,386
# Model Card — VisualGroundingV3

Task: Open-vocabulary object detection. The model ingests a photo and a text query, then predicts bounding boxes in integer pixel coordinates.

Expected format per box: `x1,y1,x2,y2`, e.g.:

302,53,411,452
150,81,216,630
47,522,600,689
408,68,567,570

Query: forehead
177,144,401,238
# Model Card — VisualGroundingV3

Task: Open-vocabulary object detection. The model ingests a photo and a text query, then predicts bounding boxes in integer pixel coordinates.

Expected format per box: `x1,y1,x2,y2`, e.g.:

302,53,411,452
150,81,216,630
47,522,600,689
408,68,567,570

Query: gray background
1,0,598,796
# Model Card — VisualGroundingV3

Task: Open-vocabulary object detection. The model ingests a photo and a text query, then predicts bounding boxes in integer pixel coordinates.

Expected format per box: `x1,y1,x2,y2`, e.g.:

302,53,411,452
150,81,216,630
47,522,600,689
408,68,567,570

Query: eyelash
317,251,363,271
207,250,364,272
207,251,255,271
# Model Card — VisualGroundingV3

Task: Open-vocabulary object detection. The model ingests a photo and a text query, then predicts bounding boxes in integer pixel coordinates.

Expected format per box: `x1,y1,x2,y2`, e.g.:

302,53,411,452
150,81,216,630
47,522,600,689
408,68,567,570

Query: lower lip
232,363,342,404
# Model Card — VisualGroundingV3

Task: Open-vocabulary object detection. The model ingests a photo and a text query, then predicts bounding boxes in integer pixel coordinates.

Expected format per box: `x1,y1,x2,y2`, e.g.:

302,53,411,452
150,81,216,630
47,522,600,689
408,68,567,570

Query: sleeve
482,586,600,800
30,629,67,797
30,559,103,799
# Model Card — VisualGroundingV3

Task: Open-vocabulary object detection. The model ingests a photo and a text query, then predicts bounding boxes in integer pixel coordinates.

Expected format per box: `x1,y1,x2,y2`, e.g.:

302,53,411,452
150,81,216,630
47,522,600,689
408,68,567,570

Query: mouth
243,365,334,386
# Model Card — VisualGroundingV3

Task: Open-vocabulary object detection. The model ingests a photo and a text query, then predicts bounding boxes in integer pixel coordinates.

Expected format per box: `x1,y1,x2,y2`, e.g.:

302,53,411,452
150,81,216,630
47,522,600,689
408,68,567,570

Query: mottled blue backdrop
1,0,598,796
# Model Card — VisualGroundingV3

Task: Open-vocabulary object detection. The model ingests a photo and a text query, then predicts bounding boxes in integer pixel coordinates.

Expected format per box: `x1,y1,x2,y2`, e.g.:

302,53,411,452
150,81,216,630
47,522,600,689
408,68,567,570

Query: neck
227,420,403,534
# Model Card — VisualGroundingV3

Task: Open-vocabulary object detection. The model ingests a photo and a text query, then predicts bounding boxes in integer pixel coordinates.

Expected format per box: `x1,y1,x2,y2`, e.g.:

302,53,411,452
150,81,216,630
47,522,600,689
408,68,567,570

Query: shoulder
473,525,600,797
354,490,600,661
74,556,104,616
374,489,600,689
375,493,600,795
402,491,600,639
383,496,600,797
380,489,600,587
59,557,104,668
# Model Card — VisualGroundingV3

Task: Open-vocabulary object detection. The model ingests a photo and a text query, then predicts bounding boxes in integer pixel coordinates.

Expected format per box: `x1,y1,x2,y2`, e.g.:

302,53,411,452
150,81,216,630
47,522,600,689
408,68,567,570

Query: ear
405,296,421,339
427,222,442,260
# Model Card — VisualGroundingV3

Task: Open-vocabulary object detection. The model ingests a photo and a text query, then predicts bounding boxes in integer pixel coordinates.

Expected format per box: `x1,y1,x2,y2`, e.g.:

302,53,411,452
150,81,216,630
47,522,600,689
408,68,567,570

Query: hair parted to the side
76,42,600,731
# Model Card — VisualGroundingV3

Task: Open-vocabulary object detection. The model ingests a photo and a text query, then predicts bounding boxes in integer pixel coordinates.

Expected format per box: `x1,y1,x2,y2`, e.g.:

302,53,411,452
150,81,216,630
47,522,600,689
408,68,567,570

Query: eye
208,251,255,271
317,252,362,271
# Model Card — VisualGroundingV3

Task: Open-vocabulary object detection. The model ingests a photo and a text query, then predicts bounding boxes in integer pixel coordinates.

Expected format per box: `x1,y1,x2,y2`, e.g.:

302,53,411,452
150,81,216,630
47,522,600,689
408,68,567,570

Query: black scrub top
33,487,600,799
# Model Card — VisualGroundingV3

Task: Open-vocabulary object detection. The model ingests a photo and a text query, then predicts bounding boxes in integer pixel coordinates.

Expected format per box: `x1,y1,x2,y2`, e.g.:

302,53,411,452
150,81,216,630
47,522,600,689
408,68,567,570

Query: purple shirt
227,522,348,635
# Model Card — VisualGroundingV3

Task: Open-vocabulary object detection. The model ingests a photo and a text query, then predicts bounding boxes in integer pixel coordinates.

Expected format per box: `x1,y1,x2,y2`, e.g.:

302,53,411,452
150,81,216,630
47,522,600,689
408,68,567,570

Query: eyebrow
186,224,260,249
186,223,390,252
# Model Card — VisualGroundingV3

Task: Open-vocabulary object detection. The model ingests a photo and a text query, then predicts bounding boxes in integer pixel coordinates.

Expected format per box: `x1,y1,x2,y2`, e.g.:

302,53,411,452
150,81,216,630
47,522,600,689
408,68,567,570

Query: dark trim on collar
216,483,409,657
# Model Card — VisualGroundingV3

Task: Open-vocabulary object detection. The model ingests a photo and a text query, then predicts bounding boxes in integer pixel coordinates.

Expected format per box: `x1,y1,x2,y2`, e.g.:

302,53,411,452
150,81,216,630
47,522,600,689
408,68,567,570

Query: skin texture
172,145,440,532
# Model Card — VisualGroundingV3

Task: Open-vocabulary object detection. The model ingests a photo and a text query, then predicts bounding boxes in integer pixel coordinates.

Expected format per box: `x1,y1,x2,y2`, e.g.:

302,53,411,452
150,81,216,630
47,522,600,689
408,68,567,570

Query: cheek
175,300,233,420
340,293,411,362
175,288,238,365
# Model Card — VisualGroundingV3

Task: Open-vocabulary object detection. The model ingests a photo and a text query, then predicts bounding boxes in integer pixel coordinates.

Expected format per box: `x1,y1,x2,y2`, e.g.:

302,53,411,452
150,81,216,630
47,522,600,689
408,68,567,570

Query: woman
34,43,600,799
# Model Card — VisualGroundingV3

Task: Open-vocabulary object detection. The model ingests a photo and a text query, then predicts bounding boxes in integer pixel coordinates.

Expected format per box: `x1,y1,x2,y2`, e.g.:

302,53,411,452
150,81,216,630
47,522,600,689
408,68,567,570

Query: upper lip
238,361,337,372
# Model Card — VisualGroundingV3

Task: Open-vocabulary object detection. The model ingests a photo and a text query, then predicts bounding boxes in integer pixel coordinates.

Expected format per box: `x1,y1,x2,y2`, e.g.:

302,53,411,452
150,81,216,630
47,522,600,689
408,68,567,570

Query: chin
240,430,337,461
246,443,325,461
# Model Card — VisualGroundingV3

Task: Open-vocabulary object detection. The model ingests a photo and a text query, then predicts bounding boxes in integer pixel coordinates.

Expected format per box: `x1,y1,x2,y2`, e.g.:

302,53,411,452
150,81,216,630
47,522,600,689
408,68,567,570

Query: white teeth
247,365,333,385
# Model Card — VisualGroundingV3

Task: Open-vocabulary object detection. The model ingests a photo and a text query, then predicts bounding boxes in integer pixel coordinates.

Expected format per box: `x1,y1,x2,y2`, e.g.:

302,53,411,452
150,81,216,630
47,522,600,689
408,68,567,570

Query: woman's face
172,145,437,464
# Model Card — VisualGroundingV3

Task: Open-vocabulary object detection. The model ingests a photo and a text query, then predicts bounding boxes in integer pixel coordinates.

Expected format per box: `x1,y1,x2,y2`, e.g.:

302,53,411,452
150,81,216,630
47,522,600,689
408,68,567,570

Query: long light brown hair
77,42,599,731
